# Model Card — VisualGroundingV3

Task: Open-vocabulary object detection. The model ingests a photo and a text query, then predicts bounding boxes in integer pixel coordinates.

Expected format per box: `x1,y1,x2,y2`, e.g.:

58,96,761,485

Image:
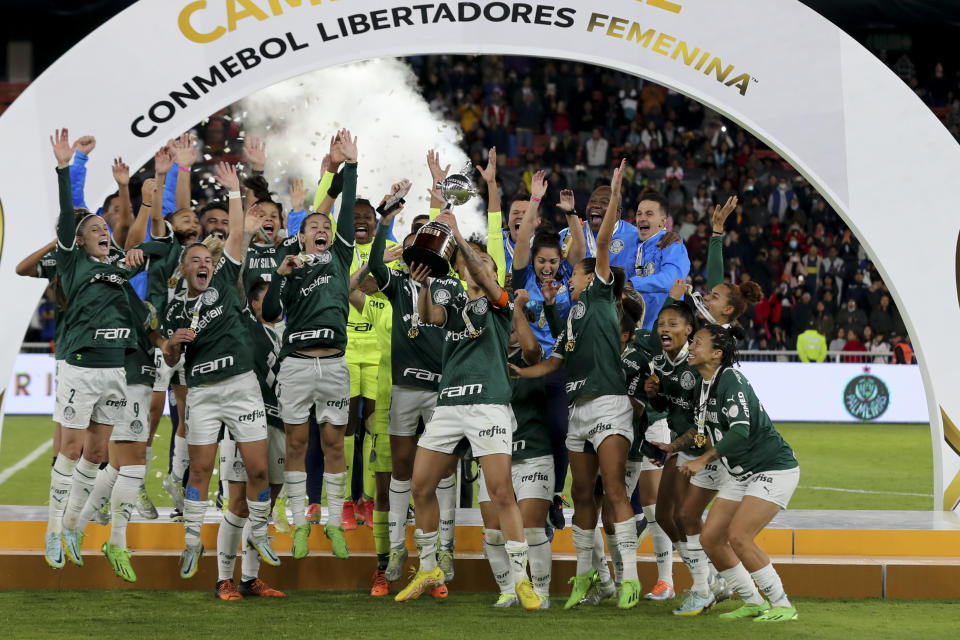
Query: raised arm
477,148,506,286
596,159,627,283
109,157,134,248
369,194,403,288
707,195,737,290
213,162,245,261
51,128,77,247
331,130,358,249
171,134,198,211
513,170,547,272
127,150,172,248
426,149,450,215
242,135,267,213
439,212,503,302
558,189,585,266
69,135,95,209
16,240,57,277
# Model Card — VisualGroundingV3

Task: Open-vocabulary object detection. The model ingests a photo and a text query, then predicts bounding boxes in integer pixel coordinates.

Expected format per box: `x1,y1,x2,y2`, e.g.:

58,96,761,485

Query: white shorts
185,371,268,446
566,395,633,454
388,386,437,437
625,460,643,496
477,455,555,504
678,451,730,492
56,362,127,429
419,404,516,458
53,361,64,424
220,427,286,485
152,348,185,392
276,355,350,425
717,467,800,509
640,418,671,471
111,384,153,443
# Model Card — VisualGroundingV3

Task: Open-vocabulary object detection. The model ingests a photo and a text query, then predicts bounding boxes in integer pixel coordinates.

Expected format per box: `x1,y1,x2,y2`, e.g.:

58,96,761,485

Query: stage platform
2,507,959,598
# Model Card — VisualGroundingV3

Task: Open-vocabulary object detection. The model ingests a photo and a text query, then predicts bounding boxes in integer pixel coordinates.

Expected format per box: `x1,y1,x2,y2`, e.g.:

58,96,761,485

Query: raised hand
530,170,548,200
289,178,307,210
427,149,451,186
558,189,576,213
409,262,432,284
111,158,130,187
320,153,331,176
611,158,627,199
243,135,266,172
434,211,459,235
50,128,73,168
711,195,738,233
384,245,404,263
669,278,688,300
541,280,559,305
141,178,157,205
154,148,173,176
214,162,240,192
72,135,96,156
125,248,144,268
172,133,199,168
475,147,497,184
335,129,358,163
513,288,530,308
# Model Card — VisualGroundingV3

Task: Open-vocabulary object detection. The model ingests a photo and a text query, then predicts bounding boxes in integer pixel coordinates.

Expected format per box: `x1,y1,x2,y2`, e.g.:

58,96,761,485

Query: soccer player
478,287,554,608
395,212,540,611
239,174,292,292
512,159,642,610
214,278,287,600
158,162,278,580
261,129,359,561
679,325,800,622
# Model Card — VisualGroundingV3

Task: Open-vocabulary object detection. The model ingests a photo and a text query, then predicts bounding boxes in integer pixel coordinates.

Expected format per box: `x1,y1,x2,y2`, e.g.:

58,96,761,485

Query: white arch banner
0,0,958,508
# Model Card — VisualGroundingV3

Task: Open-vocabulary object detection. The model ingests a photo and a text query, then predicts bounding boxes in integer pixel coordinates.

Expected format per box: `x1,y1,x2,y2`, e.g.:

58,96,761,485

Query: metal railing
739,349,898,364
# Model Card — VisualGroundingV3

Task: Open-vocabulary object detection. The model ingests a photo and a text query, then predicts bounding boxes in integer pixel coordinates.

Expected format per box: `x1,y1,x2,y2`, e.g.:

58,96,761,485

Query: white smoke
238,58,484,239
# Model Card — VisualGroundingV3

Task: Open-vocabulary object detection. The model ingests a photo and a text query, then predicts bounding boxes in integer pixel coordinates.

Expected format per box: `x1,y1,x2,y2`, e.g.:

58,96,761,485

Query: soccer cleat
618,579,642,609
673,590,716,616
437,548,455,583
429,584,448,599
385,547,408,582
238,578,286,598
324,524,350,559
94,501,111,525
581,579,617,606
710,574,733,603
292,524,310,560
272,496,290,534
493,592,518,608
306,503,323,523
515,578,542,611
136,486,159,520
644,580,676,601
179,544,203,580
755,606,798,622
635,515,649,545
370,569,390,597
61,528,85,567
394,566,445,602
248,535,280,567
548,494,568,530
359,499,375,529
163,475,185,512
102,541,136,583
169,508,184,523
564,569,598,610
719,600,771,620
538,596,551,610
342,501,358,531
44,531,65,569
215,579,243,601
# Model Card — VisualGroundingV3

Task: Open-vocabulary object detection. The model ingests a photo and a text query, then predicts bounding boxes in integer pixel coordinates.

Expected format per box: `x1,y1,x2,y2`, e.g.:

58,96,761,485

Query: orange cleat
342,501,358,531
215,580,243,601
238,578,286,598
306,503,323,523
430,584,448,599
371,568,389,597
359,499,375,529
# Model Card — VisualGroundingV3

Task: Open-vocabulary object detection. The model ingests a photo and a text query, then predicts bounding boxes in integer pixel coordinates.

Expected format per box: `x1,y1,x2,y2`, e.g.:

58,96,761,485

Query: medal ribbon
695,373,717,443
461,298,482,338
408,279,421,336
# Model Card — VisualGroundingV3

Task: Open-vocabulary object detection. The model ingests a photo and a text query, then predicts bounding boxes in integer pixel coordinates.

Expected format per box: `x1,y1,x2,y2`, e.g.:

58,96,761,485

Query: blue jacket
559,219,640,273
629,229,691,330
512,260,574,353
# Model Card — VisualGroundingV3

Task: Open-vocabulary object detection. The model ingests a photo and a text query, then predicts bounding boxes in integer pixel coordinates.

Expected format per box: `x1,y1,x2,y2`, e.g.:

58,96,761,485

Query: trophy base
402,246,453,278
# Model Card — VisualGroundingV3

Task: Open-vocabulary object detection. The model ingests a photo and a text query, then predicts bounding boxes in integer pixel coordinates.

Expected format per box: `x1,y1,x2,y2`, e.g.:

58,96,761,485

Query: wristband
142,202,152,207
228,191,241,200
178,166,191,173
712,230,723,236
530,196,542,203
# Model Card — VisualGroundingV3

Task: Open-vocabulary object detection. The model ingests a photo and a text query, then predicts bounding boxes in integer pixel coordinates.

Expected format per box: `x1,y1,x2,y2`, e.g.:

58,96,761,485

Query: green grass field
0,591,953,639
0,416,934,510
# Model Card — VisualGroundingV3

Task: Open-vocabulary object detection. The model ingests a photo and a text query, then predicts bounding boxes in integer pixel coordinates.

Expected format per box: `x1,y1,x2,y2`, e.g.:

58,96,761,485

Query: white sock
604,529,622,585
241,518,260,582
324,471,346,528
504,539,530,585
184,498,207,549
572,525,595,575
415,528,438,571
284,470,307,526
143,445,152,480
483,529,513,594
172,435,188,481
524,527,551,598
720,562,764,605
388,477,411,549
110,465,144,548
681,534,710,596
246,496,271,545
47,454,77,535
643,505,674,586
751,563,791,608
62,457,99,531
614,519,639,582
437,474,456,551
79,464,118,528
217,510,245,581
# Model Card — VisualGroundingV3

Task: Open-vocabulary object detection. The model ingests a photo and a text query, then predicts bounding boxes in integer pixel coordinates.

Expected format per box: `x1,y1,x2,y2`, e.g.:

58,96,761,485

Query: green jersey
159,251,254,387
702,368,798,476
368,223,443,391
551,274,626,400
262,163,357,358
139,226,186,314
431,277,514,407
242,238,297,294
650,345,703,455
621,345,651,462
509,348,551,462
242,309,283,430
124,285,158,387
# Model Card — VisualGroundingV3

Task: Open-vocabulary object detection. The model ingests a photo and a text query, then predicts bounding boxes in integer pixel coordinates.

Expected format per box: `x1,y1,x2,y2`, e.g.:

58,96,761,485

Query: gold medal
470,330,481,339
408,326,419,339
565,340,576,352
167,276,178,288
693,432,707,447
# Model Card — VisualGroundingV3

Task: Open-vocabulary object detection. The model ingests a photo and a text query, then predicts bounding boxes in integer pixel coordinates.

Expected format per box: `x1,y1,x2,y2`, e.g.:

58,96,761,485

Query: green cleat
292,523,310,559
44,531,65,569
437,548,454,583
564,568,598,610
493,592,518,608
272,495,290,534
385,546,408,582
248,535,280,567
136,486,159,520
618,579,642,609
719,600,771,620
324,524,350,559
755,606,798,622
61,528,85,567
179,544,203,580
102,541,136,583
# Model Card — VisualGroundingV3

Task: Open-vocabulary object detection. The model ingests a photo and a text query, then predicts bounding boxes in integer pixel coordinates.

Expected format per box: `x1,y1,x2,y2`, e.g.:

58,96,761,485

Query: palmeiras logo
843,367,890,421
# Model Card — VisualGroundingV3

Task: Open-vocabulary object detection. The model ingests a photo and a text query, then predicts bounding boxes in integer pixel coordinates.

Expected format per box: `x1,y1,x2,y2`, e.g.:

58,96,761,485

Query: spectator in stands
802,244,821,293
828,327,847,353
841,329,868,363
584,127,609,169
791,291,814,341
813,300,834,341
844,271,869,308
891,332,915,364
768,178,795,220
797,319,827,362
837,298,868,338
640,119,662,149
869,295,895,338
514,90,541,151
482,87,510,155
869,332,892,364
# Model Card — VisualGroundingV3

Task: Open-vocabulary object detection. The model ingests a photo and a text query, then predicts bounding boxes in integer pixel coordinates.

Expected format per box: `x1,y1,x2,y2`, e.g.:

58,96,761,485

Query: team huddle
20,126,800,621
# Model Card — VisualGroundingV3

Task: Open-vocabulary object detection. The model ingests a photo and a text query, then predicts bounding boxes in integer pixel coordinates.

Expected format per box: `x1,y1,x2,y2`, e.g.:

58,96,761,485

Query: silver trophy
438,164,479,209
